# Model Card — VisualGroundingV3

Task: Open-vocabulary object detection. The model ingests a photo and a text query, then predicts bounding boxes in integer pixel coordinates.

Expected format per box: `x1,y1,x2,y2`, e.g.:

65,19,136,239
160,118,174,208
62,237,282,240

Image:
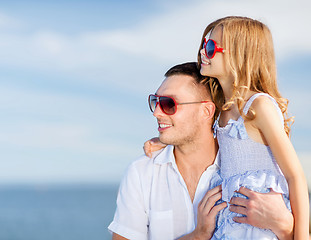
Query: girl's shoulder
244,93,277,113
250,94,278,113
251,94,276,110
249,94,284,130
243,93,281,119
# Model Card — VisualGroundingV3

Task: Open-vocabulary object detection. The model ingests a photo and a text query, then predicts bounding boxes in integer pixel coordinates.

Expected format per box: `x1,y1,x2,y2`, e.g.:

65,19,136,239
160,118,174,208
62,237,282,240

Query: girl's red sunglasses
203,39,225,59
148,94,209,115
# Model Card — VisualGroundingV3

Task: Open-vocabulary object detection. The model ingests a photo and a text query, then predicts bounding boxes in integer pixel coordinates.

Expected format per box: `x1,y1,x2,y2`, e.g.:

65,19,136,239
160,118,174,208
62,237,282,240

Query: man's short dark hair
164,62,208,85
164,62,217,120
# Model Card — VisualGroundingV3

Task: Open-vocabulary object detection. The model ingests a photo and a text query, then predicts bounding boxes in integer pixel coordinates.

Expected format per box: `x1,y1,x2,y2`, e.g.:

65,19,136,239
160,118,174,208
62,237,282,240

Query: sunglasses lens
149,95,157,112
205,40,215,59
160,97,176,115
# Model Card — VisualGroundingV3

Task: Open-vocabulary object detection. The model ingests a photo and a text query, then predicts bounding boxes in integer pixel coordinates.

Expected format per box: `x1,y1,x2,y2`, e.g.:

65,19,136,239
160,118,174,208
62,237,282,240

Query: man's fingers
199,185,222,208
229,204,247,216
199,191,221,210
236,186,252,197
229,196,248,207
210,201,227,217
233,216,248,224
266,188,282,196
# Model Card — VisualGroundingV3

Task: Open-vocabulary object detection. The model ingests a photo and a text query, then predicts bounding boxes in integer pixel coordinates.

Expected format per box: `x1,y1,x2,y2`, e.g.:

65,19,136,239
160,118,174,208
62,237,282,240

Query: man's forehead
155,75,196,96
160,75,196,88
155,74,211,101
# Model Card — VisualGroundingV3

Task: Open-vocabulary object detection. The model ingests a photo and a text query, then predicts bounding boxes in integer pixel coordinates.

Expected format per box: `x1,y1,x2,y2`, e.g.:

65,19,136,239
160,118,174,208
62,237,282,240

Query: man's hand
229,187,294,240
191,185,227,240
178,185,227,240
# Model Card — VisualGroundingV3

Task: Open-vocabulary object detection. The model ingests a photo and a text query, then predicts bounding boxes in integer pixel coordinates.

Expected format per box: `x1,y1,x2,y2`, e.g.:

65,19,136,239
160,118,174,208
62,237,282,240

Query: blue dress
210,93,291,239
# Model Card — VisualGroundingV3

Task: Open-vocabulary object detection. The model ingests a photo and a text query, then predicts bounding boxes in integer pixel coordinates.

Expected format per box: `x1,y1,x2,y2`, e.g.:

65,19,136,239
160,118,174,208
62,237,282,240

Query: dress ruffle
209,170,291,240
212,209,278,240
221,169,289,202
213,118,248,140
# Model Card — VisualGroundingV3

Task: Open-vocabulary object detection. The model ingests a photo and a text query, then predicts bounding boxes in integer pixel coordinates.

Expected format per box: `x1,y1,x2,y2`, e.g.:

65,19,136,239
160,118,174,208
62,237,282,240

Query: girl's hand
143,137,166,158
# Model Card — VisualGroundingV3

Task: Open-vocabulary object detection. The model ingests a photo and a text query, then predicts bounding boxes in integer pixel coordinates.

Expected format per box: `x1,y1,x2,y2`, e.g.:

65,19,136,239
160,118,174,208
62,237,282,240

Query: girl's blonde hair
198,16,293,136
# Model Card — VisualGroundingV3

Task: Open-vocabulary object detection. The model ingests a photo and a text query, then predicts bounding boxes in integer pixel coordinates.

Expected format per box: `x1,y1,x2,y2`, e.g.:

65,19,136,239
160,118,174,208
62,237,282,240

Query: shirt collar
153,145,220,169
153,145,175,165
213,151,221,169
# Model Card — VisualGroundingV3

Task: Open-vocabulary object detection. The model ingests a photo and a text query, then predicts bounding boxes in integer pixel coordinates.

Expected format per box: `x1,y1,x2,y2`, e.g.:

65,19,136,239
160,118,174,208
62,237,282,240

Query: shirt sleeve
108,162,148,240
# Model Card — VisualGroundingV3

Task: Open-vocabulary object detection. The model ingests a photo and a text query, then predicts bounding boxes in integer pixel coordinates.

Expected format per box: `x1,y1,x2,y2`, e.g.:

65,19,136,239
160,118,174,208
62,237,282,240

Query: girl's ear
202,101,216,121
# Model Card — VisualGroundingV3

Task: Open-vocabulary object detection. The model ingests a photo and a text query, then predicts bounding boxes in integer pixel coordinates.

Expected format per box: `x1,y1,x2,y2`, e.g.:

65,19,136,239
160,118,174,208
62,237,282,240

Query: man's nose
153,102,165,118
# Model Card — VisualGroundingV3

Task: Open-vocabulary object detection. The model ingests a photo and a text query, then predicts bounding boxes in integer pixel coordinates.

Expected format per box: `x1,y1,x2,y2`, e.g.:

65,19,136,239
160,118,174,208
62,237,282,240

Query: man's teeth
159,123,171,128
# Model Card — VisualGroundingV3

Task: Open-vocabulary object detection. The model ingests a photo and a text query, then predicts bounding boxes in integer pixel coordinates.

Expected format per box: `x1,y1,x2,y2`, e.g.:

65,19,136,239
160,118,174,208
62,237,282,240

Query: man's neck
173,136,218,202
174,137,217,171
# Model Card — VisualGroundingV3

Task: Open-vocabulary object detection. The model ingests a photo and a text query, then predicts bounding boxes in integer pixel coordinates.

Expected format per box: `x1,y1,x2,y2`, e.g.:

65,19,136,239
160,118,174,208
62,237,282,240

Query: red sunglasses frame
148,94,209,115
203,39,224,59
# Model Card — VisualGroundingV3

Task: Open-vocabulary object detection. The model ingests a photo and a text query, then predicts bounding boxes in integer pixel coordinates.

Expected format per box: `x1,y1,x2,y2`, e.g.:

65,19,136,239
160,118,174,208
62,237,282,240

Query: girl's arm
143,137,167,157
252,96,309,240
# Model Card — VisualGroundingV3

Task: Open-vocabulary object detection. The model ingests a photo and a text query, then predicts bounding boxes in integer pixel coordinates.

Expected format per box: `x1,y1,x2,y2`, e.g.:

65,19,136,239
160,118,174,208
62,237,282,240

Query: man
108,62,294,239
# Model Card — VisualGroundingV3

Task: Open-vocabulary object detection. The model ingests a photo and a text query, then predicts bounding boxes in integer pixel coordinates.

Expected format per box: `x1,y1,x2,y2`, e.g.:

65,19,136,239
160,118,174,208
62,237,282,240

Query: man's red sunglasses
148,94,209,115
203,39,225,59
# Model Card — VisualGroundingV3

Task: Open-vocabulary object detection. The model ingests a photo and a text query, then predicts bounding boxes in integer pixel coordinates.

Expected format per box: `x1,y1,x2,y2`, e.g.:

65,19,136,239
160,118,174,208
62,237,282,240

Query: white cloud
277,83,311,131
0,0,309,83
0,1,310,184
32,32,66,56
86,0,311,62
0,12,24,29
297,152,311,187
0,84,150,183
0,84,151,155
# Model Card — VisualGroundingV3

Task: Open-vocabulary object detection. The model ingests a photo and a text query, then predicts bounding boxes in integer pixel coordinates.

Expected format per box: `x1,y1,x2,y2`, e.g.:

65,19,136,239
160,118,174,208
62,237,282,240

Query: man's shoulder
118,146,173,195
130,145,171,166
126,145,173,175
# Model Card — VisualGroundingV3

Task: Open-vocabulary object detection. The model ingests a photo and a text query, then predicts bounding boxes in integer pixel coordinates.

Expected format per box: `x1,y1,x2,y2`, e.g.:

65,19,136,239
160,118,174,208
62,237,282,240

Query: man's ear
202,101,216,121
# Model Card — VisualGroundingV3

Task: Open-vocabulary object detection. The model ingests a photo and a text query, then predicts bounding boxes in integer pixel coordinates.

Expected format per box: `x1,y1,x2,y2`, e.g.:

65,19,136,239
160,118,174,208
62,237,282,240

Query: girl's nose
200,48,206,57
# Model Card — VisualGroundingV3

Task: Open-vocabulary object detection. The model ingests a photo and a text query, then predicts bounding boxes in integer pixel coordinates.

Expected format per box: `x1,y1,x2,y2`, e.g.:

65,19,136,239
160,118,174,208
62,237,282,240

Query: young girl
145,16,309,239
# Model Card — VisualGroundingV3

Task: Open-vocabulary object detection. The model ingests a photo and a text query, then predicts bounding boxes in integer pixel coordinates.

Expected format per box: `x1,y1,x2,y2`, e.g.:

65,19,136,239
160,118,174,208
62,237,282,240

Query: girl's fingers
150,137,160,144
143,141,152,158
143,137,167,158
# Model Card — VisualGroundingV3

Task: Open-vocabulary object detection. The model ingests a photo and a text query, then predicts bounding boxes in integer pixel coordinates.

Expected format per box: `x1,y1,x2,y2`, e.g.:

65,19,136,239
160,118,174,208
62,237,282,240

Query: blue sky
0,0,310,185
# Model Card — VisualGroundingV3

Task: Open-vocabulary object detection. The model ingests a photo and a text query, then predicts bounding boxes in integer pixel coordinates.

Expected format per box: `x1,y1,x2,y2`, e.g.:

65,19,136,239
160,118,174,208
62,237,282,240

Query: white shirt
108,145,220,240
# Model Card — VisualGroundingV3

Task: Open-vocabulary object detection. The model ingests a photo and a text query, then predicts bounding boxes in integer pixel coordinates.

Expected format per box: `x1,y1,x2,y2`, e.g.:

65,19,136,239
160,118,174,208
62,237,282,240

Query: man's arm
108,161,149,239
229,187,294,240
178,185,227,240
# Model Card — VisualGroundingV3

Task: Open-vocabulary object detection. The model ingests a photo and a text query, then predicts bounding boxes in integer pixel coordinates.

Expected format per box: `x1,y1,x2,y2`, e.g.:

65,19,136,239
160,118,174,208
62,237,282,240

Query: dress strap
216,112,221,122
213,113,221,138
243,93,284,122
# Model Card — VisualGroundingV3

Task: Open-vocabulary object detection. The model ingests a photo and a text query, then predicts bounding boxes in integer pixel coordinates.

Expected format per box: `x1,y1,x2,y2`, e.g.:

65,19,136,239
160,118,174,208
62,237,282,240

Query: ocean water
0,184,118,240
1,184,309,240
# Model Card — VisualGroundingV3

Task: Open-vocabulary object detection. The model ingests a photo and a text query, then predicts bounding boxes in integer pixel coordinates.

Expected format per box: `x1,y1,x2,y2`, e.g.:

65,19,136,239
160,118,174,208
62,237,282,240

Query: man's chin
159,135,175,146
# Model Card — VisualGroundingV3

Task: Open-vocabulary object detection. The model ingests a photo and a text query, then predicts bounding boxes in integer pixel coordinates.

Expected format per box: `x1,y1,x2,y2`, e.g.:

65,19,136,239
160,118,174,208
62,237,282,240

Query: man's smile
158,122,172,131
